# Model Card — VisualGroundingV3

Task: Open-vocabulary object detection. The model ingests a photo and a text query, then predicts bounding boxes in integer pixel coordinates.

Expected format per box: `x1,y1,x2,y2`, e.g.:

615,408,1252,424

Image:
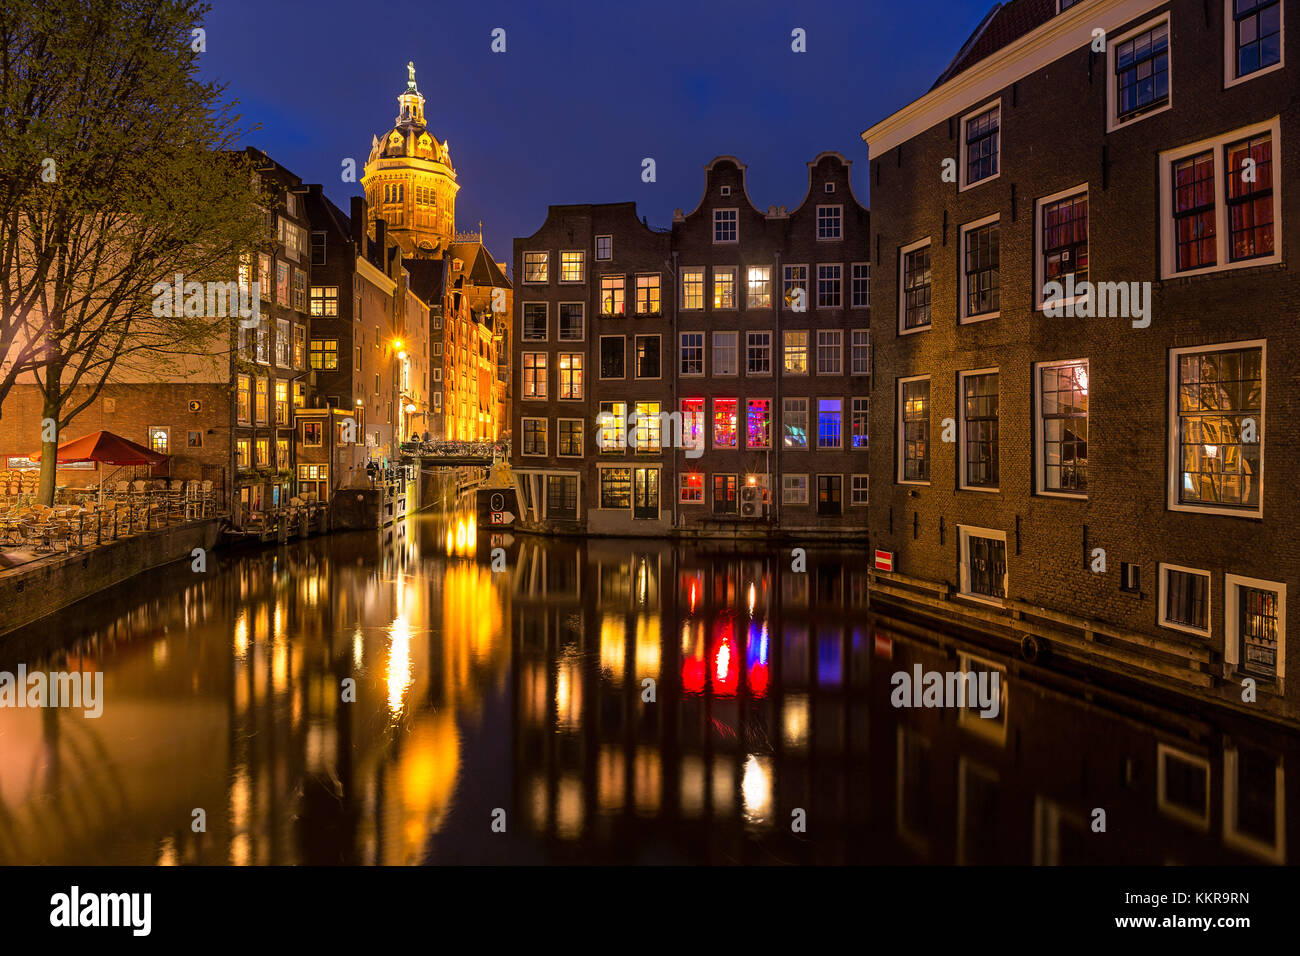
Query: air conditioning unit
740,485,760,517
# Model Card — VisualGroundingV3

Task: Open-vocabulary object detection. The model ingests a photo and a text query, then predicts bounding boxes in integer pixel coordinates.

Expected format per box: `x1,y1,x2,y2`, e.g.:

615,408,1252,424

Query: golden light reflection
747,582,757,617
634,614,660,681
783,694,810,750
598,746,625,812
234,613,249,659
742,754,773,825
600,615,626,684
387,614,413,717
352,629,364,670
557,775,583,839
634,746,661,816
680,755,705,818
712,757,734,814
556,647,583,733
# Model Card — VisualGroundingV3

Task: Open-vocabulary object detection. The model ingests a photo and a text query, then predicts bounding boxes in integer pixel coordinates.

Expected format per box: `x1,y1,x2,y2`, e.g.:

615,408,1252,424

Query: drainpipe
670,248,679,533
773,248,781,530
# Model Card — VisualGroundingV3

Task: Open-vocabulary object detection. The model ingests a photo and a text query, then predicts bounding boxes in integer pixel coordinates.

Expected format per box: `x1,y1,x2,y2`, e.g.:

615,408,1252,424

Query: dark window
559,303,584,340
595,235,612,260
964,222,1000,317
1239,586,1279,678
1233,0,1282,78
1173,151,1217,272
1164,569,1209,630
1120,563,1140,593
1042,193,1088,291
546,475,578,520
1233,746,1278,843
635,336,660,378
310,231,326,266
901,379,930,481
1040,362,1088,493
1176,347,1261,509
962,372,999,487
965,534,1007,599
1162,751,1208,819
964,106,1000,184
522,303,547,340
600,337,625,378
902,245,931,330
712,474,737,514
816,475,842,516
1115,22,1169,120
1225,134,1274,262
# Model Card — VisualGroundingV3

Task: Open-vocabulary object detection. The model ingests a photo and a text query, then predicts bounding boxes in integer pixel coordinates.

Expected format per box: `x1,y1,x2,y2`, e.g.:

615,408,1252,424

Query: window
1109,19,1170,128
1037,189,1088,307
524,252,548,283
558,303,584,341
310,231,326,266
633,402,661,453
596,235,613,260
960,371,999,489
558,419,584,457
560,251,584,283
816,264,841,308
959,527,1008,602
681,268,704,310
746,332,772,374
850,330,871,375
257,253,271,301
1229,0,1283,83
784,398,808,449
1155,744,1211,829
899,377,930,482
275,380,289,425
816,330,841,374
1225,575,1285,681
746,399,771,449
783,265,808,310
962,217,1000,320
236,439,250,469
1037,360,1089,495
600,468,632,509
237,375,251,423
679,472,704,504
816,475,842,516
1170,344,1262,513
713,209,738,243
783,331,808,374
1160,121,1279,277
276,261,290,306
522,353,547,399
293,325,306,368
522,418,547,455
712,475,738,514
817,205,842,240
600,336,625,379
310,285,338,317
851,475,869,506
713,398,737,448
558,353,583,399
599,401,627,452
851,263,870,308
747,266,771,309
255,377,268,424
147,426,168,454
276,438,289,469
782,475,808,505
851,398,869,450
900,240,932,331
817,399,842,449
680,332,704,375
962,102,1000,187
1121,563,1141,593
292,268,307,312
301,421,322,447
546,476,578,520
635,336,660,378
713,267,737,309
635,274,661,315
600,275,626,316
681,398,705,451
521,303,547,341
276,319,291,366
1223,744,1285,862
713,332,737,376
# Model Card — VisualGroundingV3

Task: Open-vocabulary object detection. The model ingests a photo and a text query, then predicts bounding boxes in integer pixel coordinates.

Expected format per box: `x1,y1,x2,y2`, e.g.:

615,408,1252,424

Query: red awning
28,430,169,466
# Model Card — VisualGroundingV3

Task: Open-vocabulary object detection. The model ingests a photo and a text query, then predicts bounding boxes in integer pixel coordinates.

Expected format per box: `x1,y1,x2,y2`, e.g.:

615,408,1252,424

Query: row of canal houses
508,0,1299,724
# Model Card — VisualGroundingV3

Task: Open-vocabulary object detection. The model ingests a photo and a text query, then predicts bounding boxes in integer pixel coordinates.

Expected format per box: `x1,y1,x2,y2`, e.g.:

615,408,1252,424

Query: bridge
398,439,509,467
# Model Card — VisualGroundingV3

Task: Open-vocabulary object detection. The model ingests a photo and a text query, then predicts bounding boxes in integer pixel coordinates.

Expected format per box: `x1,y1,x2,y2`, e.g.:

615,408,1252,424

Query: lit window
633,402,661,452
783,330,807,374
560,251,584,283
635,274,661,315
746,399,771,449
310,285,338,317
851,398,869,450
600,468,631,509
783,265,808,309
680,472,704,504
524,252,548,283
713,398,737,448
817,398,842,449
960,372,999,488
1037,360,1088,494
681,268,704,310
747,266,771,309
713,267,736,309
522,352,547,399
783,398,808,449
600,275,626,316
900,378,930,481
1171,345,1262,512
558,353,583,399
598,401,627,452
522,418,547,455
558,419,583,456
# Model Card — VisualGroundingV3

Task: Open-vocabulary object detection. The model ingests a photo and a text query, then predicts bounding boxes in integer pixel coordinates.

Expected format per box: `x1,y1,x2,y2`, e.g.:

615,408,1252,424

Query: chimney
350,196,367,251
374,218,387,257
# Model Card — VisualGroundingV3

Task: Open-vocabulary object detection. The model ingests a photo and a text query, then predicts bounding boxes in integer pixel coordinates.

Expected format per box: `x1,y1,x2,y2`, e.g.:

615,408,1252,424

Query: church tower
361,63,459,255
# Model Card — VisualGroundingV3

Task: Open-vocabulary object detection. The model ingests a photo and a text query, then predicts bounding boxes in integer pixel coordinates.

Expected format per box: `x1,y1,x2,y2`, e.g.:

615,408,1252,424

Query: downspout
773,248,781,531
670,248,680,533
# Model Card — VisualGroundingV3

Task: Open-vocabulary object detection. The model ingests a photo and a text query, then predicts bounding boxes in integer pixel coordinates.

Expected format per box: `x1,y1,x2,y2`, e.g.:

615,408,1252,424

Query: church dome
367,63,453,169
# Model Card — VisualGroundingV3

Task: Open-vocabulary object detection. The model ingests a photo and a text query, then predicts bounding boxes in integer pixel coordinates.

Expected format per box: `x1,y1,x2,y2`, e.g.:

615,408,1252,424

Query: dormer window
453,258,464,272
825,183,835,194
720,186,732,197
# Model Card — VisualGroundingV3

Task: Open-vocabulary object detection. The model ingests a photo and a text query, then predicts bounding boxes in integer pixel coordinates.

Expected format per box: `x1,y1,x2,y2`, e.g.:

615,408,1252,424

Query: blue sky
199,0,991,257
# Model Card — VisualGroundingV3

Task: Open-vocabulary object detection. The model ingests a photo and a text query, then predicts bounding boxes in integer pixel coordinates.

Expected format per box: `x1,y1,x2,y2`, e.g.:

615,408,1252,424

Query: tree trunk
37,396,59,506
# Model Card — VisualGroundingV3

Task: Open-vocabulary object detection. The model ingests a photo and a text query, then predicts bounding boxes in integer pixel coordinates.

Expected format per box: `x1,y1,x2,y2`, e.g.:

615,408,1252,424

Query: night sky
199,0,990,267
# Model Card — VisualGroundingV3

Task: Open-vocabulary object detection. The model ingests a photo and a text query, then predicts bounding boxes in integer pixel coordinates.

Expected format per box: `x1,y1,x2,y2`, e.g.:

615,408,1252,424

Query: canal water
0,508,1295,865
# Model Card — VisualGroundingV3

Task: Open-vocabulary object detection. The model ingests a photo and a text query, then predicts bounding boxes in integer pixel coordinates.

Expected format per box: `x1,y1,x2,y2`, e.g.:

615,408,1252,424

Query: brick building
509,153,871,538
863,0,1297,718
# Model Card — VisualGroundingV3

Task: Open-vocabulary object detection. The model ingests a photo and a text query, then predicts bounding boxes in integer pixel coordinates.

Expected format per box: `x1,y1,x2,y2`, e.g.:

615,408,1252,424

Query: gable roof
406,257,448,304
449,241,511,288
932,0,1057,89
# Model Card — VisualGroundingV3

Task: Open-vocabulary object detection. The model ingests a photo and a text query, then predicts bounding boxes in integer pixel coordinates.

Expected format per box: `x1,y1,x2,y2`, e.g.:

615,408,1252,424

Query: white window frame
851,262,870,309
1157,116,1282,279
595,235,613,260
521,416,548,457
712,266,738,310
680,267,706,311
679,471,706,505
1033,183,1089,311
959,213,1000,324
746,331,773,376
815,329,842,375
1107,15,1173,133
897,237,932,336
1223,746,1286,862
897,374,931,485
1157,563,1213,637
713,208,738,244
782,474,809,505
783,397,809,450
523,251,549,284
958,525,1008,607
679,331,705,377
783,329,809,375
816,396,842,451
850,474,869,506
746,265,772,310
521,302,548,342
634,334,662,381
557,301,585,342
816,204,843,241
1224,573,1286,681
1167,339,1265,518
521,351,548,401
559,250,585,283
712,330,738,377
556,417,584,458
958,98,1001,191
1034,357,1088,499
599,334,626,381
1224,0,1285,88
557,352,584,401
957,367,1000,493
815,263,842,310
1155,743,1211,831
850,329,871,375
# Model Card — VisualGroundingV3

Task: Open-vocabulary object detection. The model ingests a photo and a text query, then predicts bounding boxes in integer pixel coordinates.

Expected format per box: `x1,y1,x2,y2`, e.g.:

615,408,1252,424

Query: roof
932,0,1057,89
406,257,448,304
449,241,511,289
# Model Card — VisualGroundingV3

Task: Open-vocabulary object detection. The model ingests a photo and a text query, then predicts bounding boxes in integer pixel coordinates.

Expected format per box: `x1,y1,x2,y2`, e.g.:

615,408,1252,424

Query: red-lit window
680,472,704,503
1226,133,1273,262
713,398,737,448
1173,151,1216,271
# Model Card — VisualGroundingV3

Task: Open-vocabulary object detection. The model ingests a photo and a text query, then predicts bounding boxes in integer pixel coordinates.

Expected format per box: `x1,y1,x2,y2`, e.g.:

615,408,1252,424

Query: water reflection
0,514,1296,865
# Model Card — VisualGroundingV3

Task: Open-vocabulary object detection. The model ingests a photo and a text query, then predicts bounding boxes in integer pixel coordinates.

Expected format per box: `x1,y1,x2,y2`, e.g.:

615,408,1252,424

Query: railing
400,439,509,460
0,485,219,555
